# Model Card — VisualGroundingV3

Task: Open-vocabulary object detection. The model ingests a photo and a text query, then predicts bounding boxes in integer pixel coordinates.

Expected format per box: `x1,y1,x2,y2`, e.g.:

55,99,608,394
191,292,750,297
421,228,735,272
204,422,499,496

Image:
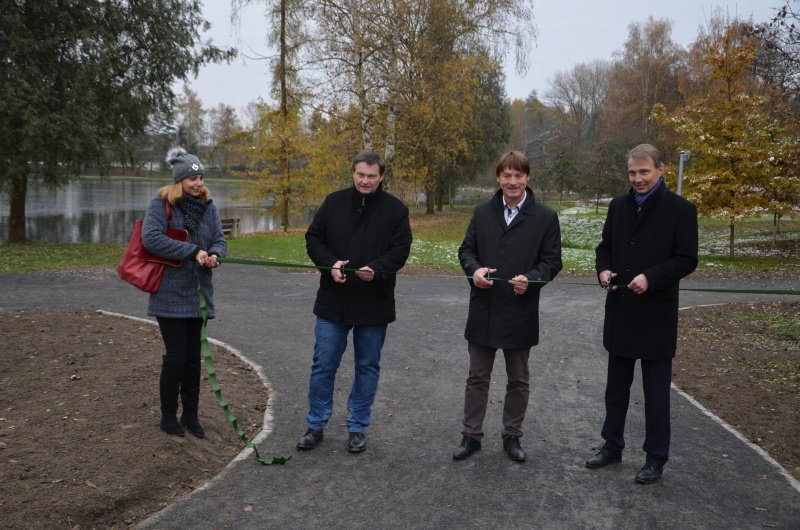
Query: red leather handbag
118,202,188,293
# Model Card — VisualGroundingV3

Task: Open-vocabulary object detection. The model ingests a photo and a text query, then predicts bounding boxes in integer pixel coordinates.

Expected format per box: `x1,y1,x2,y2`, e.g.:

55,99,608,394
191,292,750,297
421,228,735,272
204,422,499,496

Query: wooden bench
221,218,240,238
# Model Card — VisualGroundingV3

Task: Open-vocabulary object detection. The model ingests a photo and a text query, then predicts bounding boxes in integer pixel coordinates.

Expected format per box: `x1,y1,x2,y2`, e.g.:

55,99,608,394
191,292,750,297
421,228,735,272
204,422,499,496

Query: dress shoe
635,462,664,484
347,431,366,453
503,436,526,462
453,435,481,460
585,447,622,468
296,428,324,450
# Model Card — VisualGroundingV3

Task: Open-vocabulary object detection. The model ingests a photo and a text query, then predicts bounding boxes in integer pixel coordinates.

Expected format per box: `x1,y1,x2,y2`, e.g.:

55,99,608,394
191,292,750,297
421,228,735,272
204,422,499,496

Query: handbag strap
165,200,172,221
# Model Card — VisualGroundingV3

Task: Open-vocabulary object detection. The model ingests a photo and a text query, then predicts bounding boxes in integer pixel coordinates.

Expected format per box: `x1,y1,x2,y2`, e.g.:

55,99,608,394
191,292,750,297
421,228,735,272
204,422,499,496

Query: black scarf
178,196,207,232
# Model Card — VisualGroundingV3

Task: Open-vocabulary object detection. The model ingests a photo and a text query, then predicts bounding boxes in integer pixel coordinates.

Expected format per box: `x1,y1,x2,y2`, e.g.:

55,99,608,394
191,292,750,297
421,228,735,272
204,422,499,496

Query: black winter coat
596,185,698,359
459,188,562,350
306,185,412,326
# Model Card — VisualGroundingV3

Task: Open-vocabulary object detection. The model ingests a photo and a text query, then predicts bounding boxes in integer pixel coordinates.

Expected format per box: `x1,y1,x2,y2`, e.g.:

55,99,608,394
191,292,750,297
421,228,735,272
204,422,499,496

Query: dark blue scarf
631,177,665,207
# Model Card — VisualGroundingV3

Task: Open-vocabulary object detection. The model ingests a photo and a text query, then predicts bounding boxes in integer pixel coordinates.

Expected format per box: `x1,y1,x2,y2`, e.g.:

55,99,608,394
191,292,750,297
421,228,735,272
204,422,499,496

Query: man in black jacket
585,143,698,484
453,150,562,463
297,151,412,453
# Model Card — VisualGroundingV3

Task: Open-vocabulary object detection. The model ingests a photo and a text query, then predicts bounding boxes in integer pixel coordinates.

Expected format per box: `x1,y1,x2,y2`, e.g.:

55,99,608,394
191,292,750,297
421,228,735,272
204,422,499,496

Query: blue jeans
306,317,387,433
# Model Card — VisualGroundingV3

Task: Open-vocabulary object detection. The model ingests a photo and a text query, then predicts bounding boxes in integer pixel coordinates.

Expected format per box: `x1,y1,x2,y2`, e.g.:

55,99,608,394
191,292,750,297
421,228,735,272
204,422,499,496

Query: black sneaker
347,431,366,453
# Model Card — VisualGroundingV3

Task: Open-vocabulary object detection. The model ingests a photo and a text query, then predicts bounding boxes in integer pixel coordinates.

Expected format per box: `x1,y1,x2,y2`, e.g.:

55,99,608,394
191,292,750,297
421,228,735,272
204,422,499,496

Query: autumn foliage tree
654,16,800,256
596,16,685,188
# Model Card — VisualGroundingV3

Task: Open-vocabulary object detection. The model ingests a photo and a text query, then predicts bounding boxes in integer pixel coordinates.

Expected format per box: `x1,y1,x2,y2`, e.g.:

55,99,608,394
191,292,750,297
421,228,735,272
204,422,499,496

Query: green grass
698,254,800,274
2,242,125,273
738,310,800,342
227,231,311,265
2,209,798,276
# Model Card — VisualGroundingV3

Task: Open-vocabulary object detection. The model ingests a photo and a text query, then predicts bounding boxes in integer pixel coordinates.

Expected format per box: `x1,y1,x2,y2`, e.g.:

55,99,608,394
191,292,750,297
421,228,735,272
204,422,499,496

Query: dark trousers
462,341,531,440
157,317,203,418
601,354,672,464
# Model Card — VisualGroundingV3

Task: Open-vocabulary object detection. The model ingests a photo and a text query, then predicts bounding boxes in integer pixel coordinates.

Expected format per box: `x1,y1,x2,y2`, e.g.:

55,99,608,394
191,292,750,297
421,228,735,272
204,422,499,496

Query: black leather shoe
585,447,622,468
453,435,481,460
347,432,366,453
296,428,324,450
635,462,664,484
503,436,526,462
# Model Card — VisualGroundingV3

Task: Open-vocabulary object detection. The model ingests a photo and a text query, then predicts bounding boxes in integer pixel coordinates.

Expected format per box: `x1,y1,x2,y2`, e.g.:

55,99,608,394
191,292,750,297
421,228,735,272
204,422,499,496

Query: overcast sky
184,1,783,114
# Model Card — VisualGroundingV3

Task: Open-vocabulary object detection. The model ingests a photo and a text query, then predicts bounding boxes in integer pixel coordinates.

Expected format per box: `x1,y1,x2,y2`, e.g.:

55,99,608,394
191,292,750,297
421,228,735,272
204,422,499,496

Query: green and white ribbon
197,277,290,466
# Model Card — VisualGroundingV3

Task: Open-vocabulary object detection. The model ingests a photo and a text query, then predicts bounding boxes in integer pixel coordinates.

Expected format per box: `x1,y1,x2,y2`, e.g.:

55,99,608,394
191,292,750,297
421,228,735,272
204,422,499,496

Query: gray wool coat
141,197,227,319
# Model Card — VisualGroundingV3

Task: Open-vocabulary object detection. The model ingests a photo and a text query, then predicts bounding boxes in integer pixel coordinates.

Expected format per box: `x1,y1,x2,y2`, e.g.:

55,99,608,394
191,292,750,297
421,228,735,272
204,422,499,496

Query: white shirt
503,192,527,226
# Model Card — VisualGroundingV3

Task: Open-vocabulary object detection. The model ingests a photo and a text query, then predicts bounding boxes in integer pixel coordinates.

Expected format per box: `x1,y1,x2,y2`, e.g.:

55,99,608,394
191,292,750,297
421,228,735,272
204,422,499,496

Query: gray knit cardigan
141,197,227,319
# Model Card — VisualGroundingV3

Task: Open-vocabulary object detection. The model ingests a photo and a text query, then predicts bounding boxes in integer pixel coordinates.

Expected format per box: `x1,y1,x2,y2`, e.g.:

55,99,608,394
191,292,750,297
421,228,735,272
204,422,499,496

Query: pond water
0,178,311,244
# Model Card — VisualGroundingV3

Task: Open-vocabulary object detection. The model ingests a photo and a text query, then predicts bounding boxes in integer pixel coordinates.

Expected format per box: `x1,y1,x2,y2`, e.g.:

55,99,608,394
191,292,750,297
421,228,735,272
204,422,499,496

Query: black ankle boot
160,414,185,436
180,413,205,438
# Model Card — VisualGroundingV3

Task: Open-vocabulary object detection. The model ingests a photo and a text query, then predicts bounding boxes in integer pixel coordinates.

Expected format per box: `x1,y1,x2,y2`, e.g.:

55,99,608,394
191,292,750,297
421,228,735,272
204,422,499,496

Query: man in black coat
296,151,412,453
586,143,698,484
453,150,562,463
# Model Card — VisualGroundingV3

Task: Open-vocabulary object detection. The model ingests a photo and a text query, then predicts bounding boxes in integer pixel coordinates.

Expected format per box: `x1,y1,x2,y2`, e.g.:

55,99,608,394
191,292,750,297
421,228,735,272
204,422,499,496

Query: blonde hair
157,182,211,204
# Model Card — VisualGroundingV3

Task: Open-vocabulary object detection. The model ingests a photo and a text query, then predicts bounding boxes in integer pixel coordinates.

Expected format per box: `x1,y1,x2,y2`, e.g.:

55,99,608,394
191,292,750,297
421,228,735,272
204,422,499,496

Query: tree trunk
595,181,601,214
425,186,435,214
279,0,290,233
355,44,372,152
382,104,396,190
8,175,27,243
728,218,735,258
281,192,289,232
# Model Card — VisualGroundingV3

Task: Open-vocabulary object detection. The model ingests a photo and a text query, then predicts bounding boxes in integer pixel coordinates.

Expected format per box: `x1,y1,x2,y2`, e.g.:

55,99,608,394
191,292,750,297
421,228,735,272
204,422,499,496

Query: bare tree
546,59,611,140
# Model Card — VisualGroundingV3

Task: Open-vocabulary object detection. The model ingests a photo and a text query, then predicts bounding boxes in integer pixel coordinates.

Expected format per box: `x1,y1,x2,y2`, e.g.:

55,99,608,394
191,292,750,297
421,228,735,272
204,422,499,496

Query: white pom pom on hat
166,147,204,183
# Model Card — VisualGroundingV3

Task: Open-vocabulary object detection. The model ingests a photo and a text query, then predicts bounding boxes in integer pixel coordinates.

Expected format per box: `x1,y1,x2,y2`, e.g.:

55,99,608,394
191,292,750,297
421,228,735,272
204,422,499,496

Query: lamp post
677,150,691,196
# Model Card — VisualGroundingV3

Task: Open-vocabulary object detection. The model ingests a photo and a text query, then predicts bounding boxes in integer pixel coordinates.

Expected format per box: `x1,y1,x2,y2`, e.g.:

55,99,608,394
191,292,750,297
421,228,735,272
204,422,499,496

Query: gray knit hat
166,147,204,183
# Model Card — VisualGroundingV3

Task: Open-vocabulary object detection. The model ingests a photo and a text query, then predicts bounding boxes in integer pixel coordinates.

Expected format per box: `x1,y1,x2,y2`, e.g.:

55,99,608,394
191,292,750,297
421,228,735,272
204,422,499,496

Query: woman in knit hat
141,147,227,437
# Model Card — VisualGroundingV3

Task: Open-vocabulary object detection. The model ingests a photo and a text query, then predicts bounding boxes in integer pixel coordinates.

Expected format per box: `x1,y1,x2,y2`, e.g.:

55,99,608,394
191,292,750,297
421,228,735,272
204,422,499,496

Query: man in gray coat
453,150,562,462
585,143,698,484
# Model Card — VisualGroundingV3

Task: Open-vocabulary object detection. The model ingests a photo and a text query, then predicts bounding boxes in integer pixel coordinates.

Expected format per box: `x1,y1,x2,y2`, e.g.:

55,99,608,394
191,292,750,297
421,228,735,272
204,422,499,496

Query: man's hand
331,260,349,283
599,270,618,291
195,249,209,266
472,267,496,289
627,273,649,294
355,265,375,282
509,275,529,295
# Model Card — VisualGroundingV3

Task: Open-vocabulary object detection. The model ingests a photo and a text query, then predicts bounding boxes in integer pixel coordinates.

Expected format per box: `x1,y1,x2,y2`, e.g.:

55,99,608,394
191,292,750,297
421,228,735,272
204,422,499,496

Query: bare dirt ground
0,298,797,528
0,309,268,529
674,301,800,482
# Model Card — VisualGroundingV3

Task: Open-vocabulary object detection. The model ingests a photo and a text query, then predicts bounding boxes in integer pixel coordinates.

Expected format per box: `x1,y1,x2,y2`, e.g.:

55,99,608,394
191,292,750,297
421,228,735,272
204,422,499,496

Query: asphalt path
2,267,798,529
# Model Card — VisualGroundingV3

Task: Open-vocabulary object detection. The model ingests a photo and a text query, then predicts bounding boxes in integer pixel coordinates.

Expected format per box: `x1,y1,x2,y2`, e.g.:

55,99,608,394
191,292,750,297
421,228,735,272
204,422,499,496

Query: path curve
2,268,798,529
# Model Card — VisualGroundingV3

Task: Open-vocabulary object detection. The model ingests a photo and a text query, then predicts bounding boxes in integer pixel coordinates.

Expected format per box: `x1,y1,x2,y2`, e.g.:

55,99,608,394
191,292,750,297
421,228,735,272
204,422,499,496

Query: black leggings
157,317,202,368
156,317,203,416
